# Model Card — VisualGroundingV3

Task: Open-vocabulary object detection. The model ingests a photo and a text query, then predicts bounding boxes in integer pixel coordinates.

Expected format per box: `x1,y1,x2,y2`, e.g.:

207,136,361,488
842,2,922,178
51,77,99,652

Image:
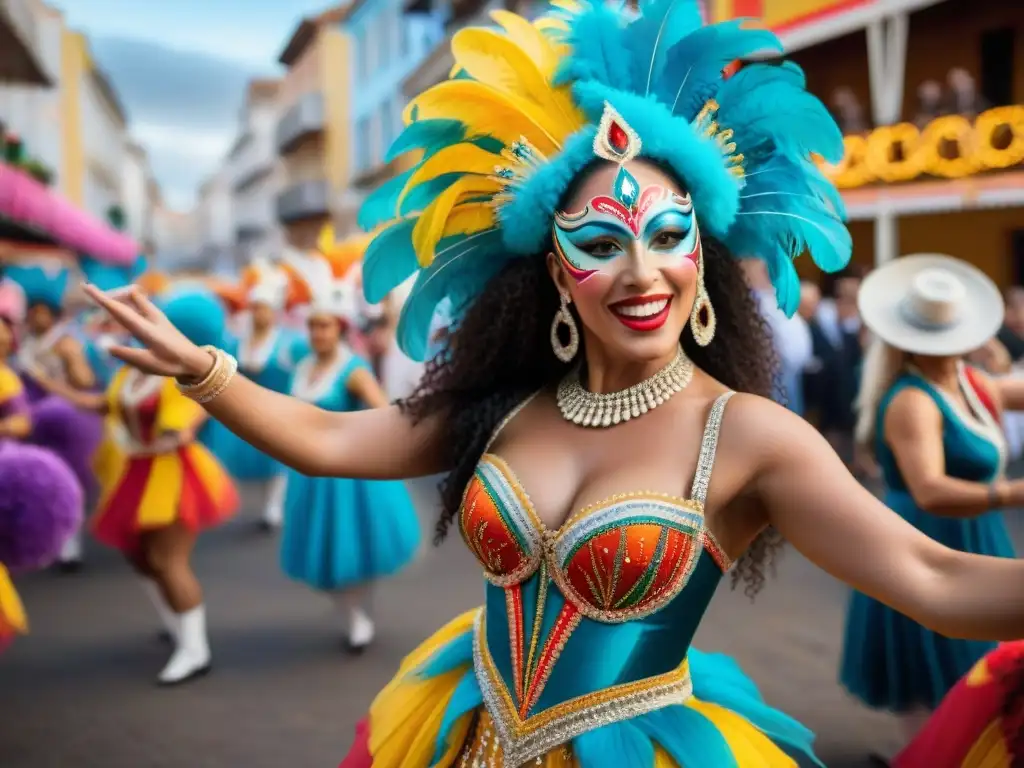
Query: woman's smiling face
547,159,701,364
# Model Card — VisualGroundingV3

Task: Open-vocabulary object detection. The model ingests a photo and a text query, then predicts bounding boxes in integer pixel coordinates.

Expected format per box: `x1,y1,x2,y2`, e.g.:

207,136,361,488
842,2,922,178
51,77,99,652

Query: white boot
58,529,83,571
157,605,212,686
347,605,375,652
261,474,286,530
139,578,177,643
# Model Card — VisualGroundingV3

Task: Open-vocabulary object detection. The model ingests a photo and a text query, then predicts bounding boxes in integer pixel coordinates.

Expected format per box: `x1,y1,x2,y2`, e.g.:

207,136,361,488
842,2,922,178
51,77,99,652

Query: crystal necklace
556,345,694,428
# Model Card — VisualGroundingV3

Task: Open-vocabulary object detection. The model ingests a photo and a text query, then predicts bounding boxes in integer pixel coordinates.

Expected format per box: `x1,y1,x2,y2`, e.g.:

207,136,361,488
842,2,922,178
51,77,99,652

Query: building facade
344,0,444,202
121,141,157,255
193,168,236,273
0,0,48,84
275,6,351,250
229,78,284,265
152,203,201,273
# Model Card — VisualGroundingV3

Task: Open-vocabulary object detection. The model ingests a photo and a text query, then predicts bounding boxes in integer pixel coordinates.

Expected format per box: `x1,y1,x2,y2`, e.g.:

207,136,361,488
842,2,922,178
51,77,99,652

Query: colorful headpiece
246,257,290,311
4,259,71,312
154,285,227,349
358,0,850,359
283,247,358,324
80,254,147,293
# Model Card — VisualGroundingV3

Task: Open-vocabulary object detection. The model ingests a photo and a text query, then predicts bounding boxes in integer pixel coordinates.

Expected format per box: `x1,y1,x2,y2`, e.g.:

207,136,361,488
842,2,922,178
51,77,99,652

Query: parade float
707,0,1024,284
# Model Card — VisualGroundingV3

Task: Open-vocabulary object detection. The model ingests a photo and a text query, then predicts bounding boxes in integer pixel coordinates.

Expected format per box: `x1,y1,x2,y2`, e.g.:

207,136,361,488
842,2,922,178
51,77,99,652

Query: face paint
553,175,700,285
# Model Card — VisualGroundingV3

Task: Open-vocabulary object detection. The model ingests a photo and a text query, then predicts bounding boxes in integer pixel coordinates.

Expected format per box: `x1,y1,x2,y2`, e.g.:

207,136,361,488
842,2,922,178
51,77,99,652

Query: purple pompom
28,395,103,495
0,443,83,572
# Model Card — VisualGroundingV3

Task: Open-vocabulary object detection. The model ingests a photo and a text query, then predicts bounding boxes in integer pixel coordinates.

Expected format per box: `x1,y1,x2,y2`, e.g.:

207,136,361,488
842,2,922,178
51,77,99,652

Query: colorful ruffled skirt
0,564,28,652
893,641,1024,767
340,610,822,767
280,471,420,591
841,492,1014,712
92,442,239,554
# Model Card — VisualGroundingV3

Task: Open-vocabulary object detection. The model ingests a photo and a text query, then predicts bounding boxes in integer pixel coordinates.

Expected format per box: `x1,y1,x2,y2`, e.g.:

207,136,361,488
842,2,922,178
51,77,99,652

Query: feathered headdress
4,258,71,311
79,254,148,293
154,284,227,349
359,0,850,360
283,247,358,324
245,256,290,311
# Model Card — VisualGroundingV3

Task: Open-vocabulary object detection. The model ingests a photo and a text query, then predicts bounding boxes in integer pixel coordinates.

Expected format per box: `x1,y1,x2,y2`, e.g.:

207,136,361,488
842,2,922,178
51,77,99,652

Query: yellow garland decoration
818,105,1024,189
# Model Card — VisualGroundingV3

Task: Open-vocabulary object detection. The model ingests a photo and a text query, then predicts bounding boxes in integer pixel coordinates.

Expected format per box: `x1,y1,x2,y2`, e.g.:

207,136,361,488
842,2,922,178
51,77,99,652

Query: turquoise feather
361,219,418,304
554,4,634,91
357,168,415,232
575,720,655,768
4,262,70,309
385,118,465,163
655,20,783,120
623,0,703,94
430,671,481,767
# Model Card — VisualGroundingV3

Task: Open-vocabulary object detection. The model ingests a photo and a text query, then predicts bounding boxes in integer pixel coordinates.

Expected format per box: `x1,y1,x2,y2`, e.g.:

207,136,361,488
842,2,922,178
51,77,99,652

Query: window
355,31,367,80
356,116,373,173
380,99,398,156
399,14,410,60
377,12,391,73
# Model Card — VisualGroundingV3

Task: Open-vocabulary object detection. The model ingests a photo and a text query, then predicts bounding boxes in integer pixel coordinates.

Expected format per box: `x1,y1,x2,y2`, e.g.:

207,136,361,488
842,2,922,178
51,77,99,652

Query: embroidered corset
458,392,735,765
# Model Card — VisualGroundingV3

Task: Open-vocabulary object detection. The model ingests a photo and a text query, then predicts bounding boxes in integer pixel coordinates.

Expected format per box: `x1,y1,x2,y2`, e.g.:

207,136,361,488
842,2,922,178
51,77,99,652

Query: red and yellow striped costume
0,563,27,651
894,641,1024,767
91,368,238,554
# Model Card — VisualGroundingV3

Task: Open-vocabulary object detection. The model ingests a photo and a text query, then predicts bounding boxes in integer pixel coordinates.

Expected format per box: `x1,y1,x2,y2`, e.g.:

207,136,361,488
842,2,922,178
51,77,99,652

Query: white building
121,141,158,254
193,168,236,274
228,78,284,265
152,204,200,272
80,60,128,221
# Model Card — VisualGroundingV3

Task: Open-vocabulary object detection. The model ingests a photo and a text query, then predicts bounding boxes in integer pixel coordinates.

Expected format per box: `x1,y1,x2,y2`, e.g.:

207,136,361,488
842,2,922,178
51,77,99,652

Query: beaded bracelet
175,346,239,404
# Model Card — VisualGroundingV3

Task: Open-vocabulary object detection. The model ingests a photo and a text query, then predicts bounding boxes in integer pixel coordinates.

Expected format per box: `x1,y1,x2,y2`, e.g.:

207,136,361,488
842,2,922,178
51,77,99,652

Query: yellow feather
398,143,502,208
404,80,561,155
442,202,497,238
412,175,500,267
489,10,561,78
450,28,583,140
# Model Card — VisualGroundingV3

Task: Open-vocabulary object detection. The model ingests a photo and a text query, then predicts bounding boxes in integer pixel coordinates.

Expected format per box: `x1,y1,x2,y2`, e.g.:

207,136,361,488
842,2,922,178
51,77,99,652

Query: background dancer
278,248,419,652
843,254,1024,759
6,260,102,571
218,258,308,531
36,285,239,685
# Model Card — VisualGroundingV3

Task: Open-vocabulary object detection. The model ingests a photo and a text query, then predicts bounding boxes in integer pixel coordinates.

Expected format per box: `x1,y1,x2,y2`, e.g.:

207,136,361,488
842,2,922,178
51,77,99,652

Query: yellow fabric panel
0,564,28,633
0,365,24,404
106,367,128,422
156,378,203,433
136,452,183,527
688,699,797,767
182,442,229,497
961,720,1010,767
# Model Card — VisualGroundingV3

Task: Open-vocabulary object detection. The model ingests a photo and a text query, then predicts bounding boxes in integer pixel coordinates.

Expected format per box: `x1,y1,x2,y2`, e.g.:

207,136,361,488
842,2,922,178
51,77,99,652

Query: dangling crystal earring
690,252,716,347
551,292,579,363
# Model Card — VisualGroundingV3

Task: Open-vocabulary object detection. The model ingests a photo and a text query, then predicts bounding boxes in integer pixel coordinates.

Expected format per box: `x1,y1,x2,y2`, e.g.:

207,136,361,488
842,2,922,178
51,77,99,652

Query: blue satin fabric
484,551,723,717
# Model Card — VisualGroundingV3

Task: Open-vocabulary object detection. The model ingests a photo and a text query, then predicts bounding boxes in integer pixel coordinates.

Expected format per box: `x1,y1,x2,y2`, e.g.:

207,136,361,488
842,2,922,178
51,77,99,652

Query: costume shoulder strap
690,391,736,506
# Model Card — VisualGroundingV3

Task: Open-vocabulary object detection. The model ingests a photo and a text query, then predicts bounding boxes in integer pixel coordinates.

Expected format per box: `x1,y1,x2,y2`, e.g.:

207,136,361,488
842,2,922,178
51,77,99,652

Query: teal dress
214,327,309,480
840,365,1014,711
279,348,420,590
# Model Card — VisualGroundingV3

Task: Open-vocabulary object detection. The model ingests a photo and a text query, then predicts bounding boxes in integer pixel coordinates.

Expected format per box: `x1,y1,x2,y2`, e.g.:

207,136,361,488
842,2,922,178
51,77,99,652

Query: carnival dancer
36,285,238,685
6,259,102,571
217,259,307,531
84,2,1024,764
842,254,1024,757
890,640,1024,767
279,249,419,651
78,255,147,390
0,278,82,652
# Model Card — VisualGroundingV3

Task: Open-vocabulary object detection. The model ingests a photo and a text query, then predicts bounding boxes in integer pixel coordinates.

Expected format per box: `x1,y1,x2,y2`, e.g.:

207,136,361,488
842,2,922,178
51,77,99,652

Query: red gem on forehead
608,121,629,153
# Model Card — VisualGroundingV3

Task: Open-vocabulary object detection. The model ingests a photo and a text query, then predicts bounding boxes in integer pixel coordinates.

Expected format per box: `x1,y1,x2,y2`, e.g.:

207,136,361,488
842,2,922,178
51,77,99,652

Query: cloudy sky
54,0,332,210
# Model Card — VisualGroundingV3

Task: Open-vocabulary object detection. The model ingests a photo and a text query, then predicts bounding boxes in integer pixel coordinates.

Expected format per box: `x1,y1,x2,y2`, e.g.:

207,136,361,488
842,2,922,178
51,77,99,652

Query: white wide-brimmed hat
858,253,1003,356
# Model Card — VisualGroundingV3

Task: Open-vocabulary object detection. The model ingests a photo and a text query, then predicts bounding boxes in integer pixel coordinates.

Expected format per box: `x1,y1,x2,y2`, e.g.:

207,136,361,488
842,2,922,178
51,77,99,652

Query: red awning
0,161,139,265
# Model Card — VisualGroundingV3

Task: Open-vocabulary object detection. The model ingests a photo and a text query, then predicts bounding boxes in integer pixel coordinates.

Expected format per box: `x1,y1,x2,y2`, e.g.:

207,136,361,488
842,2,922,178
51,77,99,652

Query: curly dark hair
401,235,784,597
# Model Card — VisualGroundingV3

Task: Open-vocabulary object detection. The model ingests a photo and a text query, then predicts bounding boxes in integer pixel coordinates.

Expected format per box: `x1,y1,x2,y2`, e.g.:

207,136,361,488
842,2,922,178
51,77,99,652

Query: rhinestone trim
472,610,693,767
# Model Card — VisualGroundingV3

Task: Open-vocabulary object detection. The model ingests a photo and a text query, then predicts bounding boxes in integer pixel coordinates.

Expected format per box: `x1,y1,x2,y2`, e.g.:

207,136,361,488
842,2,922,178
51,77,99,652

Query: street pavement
3,480,1022,768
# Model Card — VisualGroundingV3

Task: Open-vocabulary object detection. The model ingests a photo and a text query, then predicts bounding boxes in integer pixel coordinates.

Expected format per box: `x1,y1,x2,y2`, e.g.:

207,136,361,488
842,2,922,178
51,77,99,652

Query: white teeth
613,299,669,318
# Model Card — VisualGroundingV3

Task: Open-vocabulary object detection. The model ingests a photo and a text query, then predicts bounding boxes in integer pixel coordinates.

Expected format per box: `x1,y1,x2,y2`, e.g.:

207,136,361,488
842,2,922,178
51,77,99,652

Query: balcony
276,180,330,224
232,133,276,192
0,0,48,85
275,92,325,155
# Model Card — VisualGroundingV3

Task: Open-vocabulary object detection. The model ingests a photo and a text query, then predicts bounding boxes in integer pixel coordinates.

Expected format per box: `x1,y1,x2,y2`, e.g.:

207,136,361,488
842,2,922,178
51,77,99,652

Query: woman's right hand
82,284,213,380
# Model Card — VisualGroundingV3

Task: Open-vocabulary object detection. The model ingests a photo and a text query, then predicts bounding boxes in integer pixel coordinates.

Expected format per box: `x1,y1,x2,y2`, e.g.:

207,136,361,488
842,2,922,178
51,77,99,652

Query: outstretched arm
30,372,107,413
83,284,446,480
55,336,96,390
737,396,1024,641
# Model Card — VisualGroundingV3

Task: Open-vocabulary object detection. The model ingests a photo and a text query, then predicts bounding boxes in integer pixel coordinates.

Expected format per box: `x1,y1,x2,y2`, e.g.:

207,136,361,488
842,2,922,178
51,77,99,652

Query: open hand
82,284,213,379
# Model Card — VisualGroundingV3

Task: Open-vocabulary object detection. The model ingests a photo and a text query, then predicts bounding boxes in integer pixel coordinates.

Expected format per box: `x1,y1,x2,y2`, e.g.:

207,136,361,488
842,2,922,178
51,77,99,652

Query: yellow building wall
59,30,85,206
709,0,870,27
320,27,350,193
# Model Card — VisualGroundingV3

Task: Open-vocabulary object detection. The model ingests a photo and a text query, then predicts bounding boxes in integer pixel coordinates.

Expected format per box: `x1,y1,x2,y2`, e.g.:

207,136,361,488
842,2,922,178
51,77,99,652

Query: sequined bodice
459,392,735,765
